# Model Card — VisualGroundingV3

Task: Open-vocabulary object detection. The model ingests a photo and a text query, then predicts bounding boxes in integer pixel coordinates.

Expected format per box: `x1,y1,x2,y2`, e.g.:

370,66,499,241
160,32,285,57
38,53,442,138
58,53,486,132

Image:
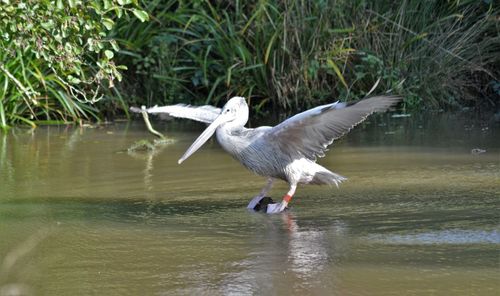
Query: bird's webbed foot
266,192,293,214
265,201,288,214
248,178,274,211
248,196,288,213
248,196,274,212
247,195,266,210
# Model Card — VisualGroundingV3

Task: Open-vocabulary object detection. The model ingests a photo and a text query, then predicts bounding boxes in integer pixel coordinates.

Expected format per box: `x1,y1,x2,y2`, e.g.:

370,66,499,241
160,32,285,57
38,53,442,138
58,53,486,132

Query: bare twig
51,68,103,104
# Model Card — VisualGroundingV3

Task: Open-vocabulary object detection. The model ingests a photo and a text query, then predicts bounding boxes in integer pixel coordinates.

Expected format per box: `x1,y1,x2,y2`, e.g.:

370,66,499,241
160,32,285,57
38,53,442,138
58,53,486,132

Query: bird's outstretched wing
265,96,402,160
130,104,221,123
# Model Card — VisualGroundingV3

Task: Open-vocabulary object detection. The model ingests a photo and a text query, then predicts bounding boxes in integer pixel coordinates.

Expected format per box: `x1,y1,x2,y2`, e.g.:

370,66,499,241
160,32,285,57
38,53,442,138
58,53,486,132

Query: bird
138,95,401,214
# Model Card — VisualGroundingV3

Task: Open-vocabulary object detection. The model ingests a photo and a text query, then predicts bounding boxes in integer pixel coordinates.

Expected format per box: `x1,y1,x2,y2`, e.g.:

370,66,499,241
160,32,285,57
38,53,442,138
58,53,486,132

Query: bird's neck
215,124,247,156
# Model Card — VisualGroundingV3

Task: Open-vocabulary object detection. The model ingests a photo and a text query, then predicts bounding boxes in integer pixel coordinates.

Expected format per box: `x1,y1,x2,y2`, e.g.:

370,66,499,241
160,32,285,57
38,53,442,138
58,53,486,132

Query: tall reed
0,45,99,129
115,0,362,113
347,0,499,109
117,0,498,113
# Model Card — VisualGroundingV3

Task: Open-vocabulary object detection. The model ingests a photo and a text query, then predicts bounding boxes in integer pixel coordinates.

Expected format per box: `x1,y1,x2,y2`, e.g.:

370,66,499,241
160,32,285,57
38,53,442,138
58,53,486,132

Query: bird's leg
247,178,274,209
266,184,297,214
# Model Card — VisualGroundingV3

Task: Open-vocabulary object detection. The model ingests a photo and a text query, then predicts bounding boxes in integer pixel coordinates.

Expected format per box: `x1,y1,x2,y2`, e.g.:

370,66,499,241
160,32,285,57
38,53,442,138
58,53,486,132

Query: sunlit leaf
104,50,114,59
327,59,348,89
102,18,114,30
132,9,149,22
110,40,119,51
264,32,278,64
103,0,111,10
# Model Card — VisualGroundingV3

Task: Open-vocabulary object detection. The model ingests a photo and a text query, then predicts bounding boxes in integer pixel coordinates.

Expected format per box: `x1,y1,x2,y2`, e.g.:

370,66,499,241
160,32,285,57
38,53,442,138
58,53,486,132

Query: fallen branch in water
128,106,176,155
130,106,165,140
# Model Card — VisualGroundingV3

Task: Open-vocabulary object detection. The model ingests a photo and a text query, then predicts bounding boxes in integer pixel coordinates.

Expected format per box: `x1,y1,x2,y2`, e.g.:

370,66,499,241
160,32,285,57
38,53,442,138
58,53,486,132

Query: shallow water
0,113,499,295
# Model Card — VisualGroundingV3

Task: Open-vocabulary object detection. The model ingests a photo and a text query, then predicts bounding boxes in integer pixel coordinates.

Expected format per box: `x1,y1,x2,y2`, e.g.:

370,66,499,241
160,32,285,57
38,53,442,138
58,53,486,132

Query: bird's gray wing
130,104,221,123
265,96,401,160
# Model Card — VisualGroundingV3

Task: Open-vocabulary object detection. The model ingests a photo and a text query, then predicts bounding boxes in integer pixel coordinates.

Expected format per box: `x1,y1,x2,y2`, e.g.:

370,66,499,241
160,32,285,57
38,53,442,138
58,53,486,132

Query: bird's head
178,96,249,164
218,96,249,128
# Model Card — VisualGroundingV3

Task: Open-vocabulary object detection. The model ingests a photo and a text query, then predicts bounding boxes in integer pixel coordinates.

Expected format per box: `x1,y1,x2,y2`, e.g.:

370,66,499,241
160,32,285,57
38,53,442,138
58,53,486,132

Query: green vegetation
0,0,148,129
119,0,499,114
1,0,499,128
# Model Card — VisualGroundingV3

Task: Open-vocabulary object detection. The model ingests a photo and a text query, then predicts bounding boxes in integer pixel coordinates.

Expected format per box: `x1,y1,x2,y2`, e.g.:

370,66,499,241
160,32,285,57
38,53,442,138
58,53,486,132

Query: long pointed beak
178,115,226,164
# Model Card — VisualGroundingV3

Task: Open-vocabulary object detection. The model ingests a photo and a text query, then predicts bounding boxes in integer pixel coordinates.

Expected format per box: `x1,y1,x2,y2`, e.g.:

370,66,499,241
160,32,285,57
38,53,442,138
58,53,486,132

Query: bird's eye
225,109,230,113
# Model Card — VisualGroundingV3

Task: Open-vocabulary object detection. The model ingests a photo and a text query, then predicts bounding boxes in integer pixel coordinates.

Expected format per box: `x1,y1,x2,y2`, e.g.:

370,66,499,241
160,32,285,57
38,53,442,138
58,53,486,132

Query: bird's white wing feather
265,96,401,160
131,104,221,123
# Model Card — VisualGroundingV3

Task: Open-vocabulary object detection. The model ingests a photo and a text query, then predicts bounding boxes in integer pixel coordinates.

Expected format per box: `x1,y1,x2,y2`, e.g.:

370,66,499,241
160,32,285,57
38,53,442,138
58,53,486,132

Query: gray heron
140,95,401,213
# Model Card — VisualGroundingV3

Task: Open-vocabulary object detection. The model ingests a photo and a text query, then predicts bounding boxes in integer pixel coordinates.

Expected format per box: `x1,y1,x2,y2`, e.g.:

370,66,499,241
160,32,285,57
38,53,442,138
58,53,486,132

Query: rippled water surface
1,113,499,295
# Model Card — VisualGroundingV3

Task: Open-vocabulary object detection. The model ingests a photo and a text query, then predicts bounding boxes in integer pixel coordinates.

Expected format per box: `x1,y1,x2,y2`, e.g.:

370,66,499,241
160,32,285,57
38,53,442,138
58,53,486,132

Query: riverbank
1,0,498,128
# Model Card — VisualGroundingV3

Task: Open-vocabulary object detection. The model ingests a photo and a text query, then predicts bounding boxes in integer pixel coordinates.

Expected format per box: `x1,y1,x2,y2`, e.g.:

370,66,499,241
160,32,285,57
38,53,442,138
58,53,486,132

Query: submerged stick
130,106,166,140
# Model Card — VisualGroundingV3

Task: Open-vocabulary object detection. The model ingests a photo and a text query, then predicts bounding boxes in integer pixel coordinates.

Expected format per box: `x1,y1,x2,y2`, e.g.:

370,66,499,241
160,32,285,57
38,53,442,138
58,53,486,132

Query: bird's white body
215,124,345,186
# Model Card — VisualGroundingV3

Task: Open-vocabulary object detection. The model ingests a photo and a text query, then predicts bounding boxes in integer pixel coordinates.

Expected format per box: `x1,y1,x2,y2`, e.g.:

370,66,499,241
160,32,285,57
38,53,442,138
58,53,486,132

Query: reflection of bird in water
136,96,400,213
281,214,349,276
218,213,349,294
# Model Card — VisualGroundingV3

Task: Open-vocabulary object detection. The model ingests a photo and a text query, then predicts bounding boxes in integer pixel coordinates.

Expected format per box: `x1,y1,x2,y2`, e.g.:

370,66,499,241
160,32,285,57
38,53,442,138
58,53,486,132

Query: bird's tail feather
312,171,347,187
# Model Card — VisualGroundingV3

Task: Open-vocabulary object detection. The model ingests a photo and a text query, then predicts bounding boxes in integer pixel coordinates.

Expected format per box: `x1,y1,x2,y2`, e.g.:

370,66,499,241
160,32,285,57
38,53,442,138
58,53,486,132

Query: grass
115,0,359,113
0,44,100,129
1,0,498,127
115,0,499,114
348,0,499,110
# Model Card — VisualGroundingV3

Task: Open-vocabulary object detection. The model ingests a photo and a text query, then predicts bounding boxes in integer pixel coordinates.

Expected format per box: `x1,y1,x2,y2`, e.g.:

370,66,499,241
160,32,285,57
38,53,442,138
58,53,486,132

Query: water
0,113,499,295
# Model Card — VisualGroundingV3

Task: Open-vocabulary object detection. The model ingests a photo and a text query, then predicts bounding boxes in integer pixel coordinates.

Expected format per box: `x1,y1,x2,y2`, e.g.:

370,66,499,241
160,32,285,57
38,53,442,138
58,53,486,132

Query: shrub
0,0,148,128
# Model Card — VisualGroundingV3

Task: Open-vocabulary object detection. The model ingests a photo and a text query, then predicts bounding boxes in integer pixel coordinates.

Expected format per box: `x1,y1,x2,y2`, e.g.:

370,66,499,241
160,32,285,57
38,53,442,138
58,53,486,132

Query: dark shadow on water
0,197,251,222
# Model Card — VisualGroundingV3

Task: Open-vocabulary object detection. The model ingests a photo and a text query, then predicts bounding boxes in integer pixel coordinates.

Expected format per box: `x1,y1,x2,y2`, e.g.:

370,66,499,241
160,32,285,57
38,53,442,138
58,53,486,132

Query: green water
0,114,499,295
